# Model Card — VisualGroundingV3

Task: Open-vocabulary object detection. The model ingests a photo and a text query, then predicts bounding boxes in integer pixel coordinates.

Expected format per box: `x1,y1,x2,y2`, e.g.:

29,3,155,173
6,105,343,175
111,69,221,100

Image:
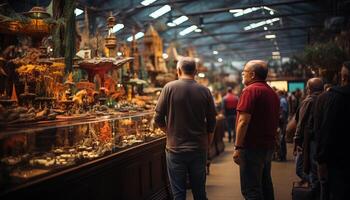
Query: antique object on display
0,6,52,37
0,111,165,195
105,15,117,57
77,57,133,87
143,25,168,74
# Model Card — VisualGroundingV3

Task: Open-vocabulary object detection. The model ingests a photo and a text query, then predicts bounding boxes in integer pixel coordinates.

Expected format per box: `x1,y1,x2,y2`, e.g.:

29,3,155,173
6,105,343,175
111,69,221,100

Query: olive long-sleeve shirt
154,79,216,153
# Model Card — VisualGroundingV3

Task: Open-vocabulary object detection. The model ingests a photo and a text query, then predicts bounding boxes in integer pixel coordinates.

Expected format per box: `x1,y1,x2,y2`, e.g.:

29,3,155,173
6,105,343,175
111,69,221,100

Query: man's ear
251,71,256,79
177,68,182,76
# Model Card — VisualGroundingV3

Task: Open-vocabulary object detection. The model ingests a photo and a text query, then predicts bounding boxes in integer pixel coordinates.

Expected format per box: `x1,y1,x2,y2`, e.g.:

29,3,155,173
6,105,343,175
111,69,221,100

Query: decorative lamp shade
107,16,116,29
24,6,51,19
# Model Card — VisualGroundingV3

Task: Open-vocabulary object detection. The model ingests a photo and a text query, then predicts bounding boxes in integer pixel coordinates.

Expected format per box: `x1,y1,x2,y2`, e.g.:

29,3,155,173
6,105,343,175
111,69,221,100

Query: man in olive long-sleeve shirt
154,57,216,200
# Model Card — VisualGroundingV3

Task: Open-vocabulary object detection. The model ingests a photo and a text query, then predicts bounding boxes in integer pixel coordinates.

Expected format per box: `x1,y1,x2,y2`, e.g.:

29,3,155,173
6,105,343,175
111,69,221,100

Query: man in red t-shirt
222,87,239,142
233,60,280,200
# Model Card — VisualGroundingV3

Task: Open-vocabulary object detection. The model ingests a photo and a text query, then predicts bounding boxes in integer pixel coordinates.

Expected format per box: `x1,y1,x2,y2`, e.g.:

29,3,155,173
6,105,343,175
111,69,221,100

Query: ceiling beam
171,0,314,17
167,24,320,41
187,33,307,48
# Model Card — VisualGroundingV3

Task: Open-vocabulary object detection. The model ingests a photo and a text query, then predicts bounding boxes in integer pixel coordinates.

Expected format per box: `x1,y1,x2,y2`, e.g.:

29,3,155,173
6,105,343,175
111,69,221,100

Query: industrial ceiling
5,0,349,68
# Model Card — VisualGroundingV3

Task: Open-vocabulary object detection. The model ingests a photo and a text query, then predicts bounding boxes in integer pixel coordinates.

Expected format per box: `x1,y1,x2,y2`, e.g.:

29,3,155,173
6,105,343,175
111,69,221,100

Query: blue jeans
165,150,207,200
239,148,275,200
225,115,236,142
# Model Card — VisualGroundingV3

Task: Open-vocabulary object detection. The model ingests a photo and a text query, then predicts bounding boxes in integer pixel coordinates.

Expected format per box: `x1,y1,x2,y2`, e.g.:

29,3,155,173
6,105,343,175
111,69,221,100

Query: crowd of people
154,56,350,200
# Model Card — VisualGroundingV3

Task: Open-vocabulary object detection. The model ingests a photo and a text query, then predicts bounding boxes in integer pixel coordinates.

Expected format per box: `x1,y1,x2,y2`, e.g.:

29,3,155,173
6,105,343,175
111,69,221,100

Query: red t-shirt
237,81,280,149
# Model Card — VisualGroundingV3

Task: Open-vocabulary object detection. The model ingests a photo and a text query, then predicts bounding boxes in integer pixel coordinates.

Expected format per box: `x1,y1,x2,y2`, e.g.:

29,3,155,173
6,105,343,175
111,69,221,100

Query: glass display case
0,111,165,194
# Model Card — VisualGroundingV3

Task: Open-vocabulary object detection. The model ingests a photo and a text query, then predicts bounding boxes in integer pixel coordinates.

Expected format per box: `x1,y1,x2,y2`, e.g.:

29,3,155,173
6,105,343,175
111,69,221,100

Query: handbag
292,181,313,200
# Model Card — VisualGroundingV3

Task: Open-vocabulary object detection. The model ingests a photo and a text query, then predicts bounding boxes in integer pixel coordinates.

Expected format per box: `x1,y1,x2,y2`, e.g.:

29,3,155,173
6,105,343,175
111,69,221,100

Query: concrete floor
186,140,298,200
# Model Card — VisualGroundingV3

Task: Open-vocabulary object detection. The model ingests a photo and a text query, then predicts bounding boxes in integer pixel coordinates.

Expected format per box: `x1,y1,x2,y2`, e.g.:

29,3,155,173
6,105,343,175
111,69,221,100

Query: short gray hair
177,57,196,75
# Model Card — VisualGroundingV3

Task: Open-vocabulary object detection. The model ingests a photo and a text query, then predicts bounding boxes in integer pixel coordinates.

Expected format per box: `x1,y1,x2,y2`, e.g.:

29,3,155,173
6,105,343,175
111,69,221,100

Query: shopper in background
294,77,323,198
154,57,217,200
277,90,288,161
222,87,239,143
233,60,280,200
315,61,350,200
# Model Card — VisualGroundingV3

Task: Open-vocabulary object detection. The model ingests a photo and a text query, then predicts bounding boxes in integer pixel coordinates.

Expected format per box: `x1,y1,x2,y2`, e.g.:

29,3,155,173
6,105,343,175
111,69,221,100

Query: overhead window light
264,26,268,30
111,24,124,33
229,9,243,13
167,22,176,27
179,25,198,36
167,15,188,27
218,58,223,62
194,28,202,32
74,8,84,16
173,15,188,25
213,50,218,55
244,18,280,31
149,5,171,19
127,32,144,42
233,7,259,17
141,0,157,6
233,6,276,17
265,34,276,39
272,51,280,56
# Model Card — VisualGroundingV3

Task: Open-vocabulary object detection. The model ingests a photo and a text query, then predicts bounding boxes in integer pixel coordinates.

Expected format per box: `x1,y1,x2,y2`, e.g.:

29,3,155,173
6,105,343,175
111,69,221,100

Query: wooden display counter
0,137,170,200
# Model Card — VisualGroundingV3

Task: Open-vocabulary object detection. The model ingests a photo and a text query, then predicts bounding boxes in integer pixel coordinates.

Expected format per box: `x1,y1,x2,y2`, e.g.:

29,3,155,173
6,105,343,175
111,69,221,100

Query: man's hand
318,163,328,181
233,149,241,165
293,145,303,156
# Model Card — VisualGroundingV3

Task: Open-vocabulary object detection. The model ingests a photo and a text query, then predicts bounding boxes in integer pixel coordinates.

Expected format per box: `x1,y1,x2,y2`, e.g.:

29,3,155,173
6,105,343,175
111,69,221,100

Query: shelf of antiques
0,111,169,200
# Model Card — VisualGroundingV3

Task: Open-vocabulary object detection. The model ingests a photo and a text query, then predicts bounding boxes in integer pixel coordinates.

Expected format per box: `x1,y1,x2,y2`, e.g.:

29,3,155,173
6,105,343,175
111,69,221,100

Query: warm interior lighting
198,73,205,78
149,5,171,19
272,51,280,56
179,25,198,36
162,53,169,59
141,0,157,6
127,32,144,42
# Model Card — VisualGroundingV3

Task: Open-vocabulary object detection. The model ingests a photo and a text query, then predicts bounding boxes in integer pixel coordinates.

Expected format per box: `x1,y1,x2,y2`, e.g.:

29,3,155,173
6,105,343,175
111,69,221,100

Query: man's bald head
307,77,323,94
245,60,268,80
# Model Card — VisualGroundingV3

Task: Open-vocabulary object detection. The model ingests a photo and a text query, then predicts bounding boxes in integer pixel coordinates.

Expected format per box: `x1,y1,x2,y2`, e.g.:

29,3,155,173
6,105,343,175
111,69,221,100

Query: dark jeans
295,152,309,182
309,141,320,199
165,150,207,200
328,166,350,200
279,122,287,160
240,148,275,200
225,115,236,142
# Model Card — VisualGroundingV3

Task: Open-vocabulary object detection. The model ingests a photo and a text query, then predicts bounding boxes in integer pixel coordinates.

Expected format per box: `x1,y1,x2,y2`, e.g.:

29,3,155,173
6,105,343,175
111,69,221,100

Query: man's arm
154,88,168,131
207,91,217,146
233,112,251,165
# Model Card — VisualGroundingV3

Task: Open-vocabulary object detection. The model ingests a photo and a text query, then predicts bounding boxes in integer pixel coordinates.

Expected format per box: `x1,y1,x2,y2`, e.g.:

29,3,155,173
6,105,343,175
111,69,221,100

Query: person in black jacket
314,61,350,200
